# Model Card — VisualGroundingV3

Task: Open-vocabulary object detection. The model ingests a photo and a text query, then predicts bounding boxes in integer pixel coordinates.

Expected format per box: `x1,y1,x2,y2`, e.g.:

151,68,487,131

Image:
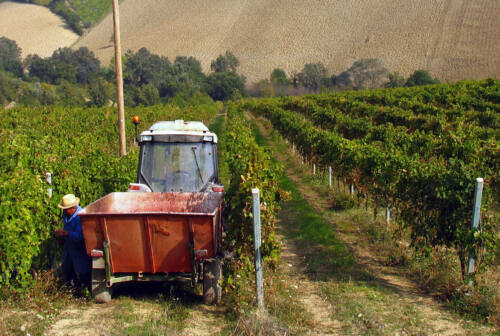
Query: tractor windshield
139,142,216,192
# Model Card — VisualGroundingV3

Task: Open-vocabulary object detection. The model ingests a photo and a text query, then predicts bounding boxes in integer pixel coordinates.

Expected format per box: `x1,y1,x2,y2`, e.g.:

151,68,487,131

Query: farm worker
54,194,91,291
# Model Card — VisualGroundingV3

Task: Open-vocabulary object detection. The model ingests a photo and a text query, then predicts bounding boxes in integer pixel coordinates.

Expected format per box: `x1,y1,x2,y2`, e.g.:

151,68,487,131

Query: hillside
0,2,78,58
74,0,500,83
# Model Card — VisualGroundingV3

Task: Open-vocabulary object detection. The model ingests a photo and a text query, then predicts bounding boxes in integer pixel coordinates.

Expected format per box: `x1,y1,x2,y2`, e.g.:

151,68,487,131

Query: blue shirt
62,206,91,275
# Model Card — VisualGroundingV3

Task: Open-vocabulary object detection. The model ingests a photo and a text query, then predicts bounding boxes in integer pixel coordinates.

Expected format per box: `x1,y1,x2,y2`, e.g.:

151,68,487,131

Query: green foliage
122,48,218,105
53,47,101,84
210,51,240,73
335,58,389,90
0,101,221,289
16,82,57,106
49,0,83,35
4,0,112,33
25,47,100,85
270,68,289,86
329,193,356,211
252,79,275,97
296,62,328,91
221,105,282,264
0,71,17,105
239,79,499,280
66,0,112,27
55,80,86,106
87,78,114,107
406,70,440,87
206,72,245,101
220,104,284,313
385,72,406,88
137,83,160,106
123,48,171,88
0,36,22,77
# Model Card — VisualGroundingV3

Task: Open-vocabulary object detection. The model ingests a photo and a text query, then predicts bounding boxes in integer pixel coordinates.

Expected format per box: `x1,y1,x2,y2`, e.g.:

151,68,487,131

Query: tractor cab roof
140,120,218,143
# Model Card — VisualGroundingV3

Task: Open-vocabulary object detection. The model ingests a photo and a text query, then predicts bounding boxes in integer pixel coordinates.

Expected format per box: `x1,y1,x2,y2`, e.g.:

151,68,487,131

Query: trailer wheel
203,259,222,305
91,257,112,303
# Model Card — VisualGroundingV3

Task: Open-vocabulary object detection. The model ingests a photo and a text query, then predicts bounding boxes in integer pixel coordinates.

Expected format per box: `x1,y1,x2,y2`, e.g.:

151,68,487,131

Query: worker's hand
54,228,69,238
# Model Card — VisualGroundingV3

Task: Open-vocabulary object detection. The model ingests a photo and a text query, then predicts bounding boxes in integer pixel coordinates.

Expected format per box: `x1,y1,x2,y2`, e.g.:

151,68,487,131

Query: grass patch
322,281,432,335
110,293,189,335
0,271,86,336
68,0,113,27
251,116,500,334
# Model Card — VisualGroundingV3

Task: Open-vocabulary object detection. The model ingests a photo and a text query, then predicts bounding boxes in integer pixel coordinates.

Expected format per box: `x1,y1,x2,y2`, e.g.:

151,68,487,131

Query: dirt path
180,305,225,336
46,286,227,336
47,304,114,336
277,231,343,335
252,115,494,335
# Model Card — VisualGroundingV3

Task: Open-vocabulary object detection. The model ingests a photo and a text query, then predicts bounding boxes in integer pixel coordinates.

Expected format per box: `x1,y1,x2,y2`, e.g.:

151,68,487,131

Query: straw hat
58,194,80,209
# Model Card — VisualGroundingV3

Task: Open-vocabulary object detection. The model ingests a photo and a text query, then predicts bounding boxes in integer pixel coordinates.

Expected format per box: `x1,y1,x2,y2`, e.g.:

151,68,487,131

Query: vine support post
292,142,295,154
328,166,332,188
467,178,484,277
350,184,354,197
386,207,391,228
313,163,316,175
252,188,264,309
45,172,52,198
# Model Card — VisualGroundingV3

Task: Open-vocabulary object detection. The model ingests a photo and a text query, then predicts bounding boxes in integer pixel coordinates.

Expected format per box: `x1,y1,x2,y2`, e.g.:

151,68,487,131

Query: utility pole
113,0,126,156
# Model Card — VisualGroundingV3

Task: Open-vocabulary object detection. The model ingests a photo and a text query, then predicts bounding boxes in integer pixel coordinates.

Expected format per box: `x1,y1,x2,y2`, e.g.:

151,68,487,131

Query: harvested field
74,0,500,82
0,2,78,58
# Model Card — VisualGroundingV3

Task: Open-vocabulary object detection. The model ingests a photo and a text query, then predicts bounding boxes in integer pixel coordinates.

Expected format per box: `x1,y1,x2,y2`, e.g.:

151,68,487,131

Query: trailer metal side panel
80,192,223,274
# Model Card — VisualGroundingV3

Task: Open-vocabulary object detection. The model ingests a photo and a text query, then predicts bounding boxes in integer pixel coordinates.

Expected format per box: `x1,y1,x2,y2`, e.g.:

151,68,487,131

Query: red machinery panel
80,192,223,274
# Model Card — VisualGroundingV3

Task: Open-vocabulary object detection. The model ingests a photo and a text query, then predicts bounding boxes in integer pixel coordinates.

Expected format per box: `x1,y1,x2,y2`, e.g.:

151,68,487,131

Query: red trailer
80,120,225,304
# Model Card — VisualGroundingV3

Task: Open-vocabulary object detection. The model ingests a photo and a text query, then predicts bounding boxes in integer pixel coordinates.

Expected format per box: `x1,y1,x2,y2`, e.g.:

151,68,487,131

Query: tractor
79,119,224,304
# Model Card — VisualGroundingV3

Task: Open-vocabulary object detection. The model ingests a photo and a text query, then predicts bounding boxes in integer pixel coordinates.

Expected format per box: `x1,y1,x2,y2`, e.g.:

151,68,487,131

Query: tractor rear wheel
203,259,222,305
91,257,112,303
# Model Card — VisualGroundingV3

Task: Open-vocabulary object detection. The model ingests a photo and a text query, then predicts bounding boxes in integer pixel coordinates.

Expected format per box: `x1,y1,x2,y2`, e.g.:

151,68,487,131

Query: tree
88,78,114,107
206,72,245,101
25,55,54,83
405,70,440,87
123,48,171,87
0,37,22,77
175,56,203,76
335,58,389,90
297,63,328,91
0,70,16,105
270,68,289,86
385,72,406,88
137,83,160,106
210,51,239,73
253,79,275,97
56,80,86,106
71,47,101,83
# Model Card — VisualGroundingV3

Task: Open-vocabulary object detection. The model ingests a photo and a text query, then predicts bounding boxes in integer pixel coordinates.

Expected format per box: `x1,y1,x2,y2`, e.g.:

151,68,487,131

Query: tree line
0,36,245,108
250,58,440,97
0,35,444,108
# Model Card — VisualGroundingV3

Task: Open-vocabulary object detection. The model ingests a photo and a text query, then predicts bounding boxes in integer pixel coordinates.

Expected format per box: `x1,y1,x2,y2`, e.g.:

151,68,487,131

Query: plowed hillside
0,2,78,58
75,0,500,83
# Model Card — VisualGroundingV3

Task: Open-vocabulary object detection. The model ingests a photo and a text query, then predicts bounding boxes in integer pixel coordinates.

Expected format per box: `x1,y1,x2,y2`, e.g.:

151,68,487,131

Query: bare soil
74,0,500,82
0,2,78,58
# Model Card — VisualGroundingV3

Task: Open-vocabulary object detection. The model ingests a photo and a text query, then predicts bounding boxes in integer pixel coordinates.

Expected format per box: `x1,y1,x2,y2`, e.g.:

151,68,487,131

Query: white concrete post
467,178,484,276
45,172,52,198
328,166,332,187
252,188,264,308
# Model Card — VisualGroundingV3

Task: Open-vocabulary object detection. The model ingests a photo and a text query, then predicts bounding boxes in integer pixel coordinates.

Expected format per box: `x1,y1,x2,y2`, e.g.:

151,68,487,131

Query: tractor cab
133,120,220,193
